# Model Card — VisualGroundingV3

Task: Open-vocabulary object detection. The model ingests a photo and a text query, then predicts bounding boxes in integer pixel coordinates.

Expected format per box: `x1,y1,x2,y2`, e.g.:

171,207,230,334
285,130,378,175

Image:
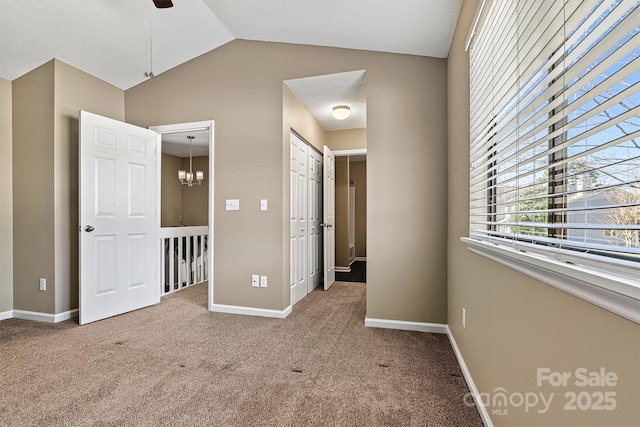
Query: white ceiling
285,70,367,132
1,0,462,140
0,0,462,90
161,130,210,157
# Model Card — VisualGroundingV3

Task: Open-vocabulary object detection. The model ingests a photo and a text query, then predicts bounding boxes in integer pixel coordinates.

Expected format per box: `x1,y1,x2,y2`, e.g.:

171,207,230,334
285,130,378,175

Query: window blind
469,0,640,271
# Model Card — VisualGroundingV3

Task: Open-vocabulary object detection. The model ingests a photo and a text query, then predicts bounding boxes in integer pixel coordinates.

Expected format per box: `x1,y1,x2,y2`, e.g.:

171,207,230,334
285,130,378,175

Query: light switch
260,199,268,211
225,199,240,211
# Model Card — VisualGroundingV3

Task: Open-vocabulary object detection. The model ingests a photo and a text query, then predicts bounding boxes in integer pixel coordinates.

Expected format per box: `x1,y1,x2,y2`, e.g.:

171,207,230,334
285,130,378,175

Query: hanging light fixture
178,136,204,187
332,105,351,120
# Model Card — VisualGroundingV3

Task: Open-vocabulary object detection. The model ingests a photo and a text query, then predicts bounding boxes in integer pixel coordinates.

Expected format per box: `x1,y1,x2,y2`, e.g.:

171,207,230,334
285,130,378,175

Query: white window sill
461,237,640,324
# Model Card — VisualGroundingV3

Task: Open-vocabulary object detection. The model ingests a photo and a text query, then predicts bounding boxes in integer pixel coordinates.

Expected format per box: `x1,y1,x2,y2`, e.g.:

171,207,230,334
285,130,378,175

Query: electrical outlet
251,274,260,288
462,308,466,329
225,199,240,211
39,278,46,291
260,276,267,288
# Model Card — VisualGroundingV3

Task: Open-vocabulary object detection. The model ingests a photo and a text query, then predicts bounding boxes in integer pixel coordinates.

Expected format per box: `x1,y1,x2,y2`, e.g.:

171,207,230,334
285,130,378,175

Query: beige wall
447,1,640,426
326,128,367,151
12,59,124,314
335,157,350,268
350,161,367,258
53,59,125,313
12,61,56,313
161,153,183,227
283,85,326,154
126,40,447,321
0,78,13,313
160,153,209,227
180,156,209,226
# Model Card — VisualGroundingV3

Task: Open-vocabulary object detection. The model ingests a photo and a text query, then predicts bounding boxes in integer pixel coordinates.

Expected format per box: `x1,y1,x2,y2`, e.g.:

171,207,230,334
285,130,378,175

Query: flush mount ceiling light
332,105,351,120
178,136,204,187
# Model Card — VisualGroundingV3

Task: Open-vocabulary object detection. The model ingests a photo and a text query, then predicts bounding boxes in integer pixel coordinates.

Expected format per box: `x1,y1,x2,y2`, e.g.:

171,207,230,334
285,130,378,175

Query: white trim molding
333,148,367,157
12,309,78,323
211,304,292,319
446,327,493,427
335,266,351,273
364,318,448,334
54,309,79,323
355,257,367,262
0,310,12,321
462,237,640,324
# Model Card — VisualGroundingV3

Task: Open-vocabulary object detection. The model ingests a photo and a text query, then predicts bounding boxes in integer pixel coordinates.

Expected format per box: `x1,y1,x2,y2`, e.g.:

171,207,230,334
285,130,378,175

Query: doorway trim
333,149,367,157
149,120,215,311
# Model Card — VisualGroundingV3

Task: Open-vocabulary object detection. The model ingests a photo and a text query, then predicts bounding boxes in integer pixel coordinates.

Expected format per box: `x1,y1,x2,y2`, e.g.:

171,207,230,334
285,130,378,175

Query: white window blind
468,0,639,313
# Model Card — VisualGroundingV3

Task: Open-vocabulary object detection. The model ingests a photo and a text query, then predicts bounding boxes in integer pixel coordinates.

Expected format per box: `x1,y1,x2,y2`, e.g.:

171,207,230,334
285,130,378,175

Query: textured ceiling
285,70,367,132
1,0,462,139
0,0,462,90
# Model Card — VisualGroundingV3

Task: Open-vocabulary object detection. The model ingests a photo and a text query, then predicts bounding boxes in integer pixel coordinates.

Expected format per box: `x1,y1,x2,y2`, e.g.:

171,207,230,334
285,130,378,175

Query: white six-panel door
290,133,308,305
308,148,323,293
323,145,336,290
79,111,159,325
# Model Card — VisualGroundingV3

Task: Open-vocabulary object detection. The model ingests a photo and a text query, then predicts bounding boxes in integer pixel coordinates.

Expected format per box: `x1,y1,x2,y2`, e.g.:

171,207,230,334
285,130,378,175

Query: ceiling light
178,136,204,187
332,105,351,120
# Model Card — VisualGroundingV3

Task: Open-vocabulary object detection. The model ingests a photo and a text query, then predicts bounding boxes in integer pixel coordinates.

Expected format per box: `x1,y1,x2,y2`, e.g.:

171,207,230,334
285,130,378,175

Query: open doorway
334,149,367,283
149,121,214,310
284,70,368,304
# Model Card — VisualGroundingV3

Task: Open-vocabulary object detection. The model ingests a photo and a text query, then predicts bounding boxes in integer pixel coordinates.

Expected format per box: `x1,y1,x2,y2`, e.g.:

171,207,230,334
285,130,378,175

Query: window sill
461,237,640,324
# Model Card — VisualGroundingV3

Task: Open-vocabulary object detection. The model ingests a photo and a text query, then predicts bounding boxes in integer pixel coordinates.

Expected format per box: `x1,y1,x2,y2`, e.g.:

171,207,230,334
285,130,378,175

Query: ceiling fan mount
153,0,173,8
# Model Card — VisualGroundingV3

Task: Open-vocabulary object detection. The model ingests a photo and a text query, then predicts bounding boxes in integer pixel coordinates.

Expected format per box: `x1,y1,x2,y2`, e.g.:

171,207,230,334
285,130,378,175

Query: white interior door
290,133,308,305
323,145,336,290
308,148,323,293
79,111,160,325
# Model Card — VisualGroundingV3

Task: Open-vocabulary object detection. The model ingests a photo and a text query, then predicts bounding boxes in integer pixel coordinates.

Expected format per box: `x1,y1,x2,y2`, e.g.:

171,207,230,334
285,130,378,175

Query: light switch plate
260,199,268,211
225,199,240,211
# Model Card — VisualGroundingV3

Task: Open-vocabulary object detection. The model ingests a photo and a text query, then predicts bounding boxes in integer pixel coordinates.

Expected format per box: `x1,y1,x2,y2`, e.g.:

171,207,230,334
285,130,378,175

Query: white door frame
333,149,367,158
149,121,215,311
331,148,366,274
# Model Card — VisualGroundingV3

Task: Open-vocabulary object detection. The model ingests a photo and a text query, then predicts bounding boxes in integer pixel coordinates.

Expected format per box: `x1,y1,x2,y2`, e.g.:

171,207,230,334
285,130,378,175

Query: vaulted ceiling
1,0,462,133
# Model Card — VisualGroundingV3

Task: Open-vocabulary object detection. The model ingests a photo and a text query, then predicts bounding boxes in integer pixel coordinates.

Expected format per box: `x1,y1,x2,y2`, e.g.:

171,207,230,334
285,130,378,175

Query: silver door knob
84,225,95,232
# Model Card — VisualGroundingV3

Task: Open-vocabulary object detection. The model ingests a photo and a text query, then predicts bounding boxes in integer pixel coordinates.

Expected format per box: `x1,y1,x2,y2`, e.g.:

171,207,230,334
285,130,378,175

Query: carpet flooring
0,282,482,426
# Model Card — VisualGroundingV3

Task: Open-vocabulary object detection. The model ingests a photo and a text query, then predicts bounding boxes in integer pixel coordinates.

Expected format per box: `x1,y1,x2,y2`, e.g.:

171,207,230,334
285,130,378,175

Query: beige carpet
0,282,482,426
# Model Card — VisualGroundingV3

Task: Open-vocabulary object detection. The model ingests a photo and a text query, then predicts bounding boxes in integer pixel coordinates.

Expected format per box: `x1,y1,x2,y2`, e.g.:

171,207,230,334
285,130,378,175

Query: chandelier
178,135,204,187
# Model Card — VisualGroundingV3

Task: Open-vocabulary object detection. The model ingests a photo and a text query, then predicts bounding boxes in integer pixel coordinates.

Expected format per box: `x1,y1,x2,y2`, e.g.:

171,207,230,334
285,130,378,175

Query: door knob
84,225,95,232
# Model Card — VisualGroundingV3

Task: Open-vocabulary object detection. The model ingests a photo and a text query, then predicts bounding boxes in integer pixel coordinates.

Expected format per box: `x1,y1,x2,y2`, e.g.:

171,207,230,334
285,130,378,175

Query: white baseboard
364,317,448,334
211,303,292,319
335,266,351,273
355,257,367,262
13,309,56,323
12,308,79,323
54,309,79,322
0,310,12,321
446,326,493,427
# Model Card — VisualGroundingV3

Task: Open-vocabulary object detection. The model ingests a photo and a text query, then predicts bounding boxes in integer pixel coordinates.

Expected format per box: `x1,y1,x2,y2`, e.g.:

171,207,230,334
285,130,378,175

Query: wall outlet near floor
462,308,466,329
251,274,260,288
39,278,46,291
260,276,267,288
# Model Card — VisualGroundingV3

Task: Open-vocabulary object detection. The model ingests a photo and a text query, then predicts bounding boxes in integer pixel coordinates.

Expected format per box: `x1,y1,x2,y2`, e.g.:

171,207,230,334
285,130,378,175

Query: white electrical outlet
260,276,267,288
251,274,260,288
39,278,46,291
225,199,240,211
462,308,466,329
